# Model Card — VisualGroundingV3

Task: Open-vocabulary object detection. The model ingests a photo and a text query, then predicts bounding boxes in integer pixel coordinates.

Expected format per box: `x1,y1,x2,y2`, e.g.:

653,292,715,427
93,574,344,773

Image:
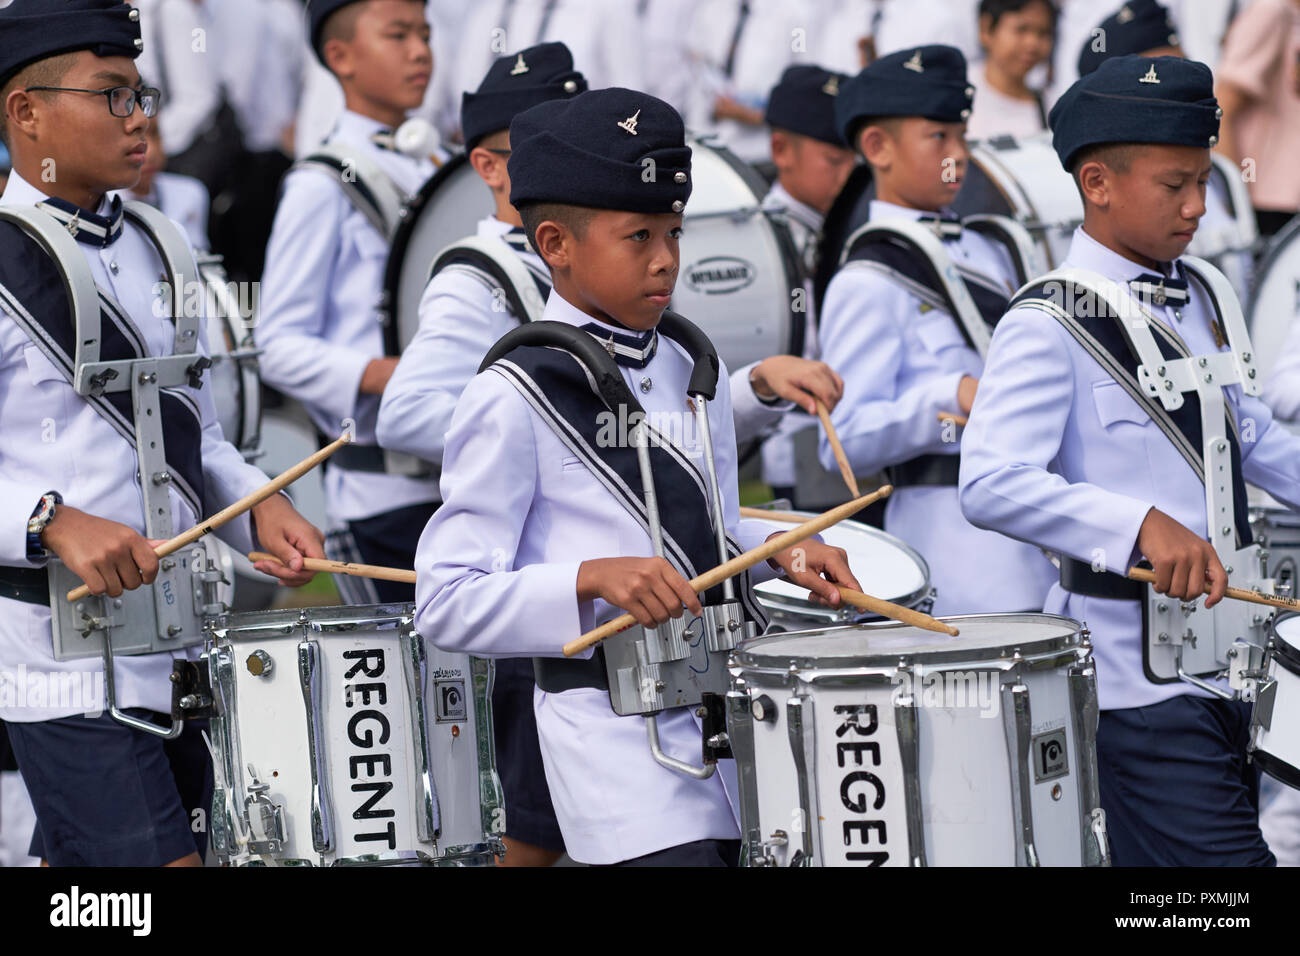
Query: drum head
736,612,1083,670
381,153,487,354
952,134,1081,268
1247,216,1300,383
753,514,929,611
671,140,802,369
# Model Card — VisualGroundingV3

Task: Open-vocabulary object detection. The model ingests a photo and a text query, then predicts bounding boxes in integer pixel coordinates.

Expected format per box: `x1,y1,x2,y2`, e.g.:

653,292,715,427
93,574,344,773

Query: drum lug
786,695,822,866
399,632,442,846
297,640,335,855
1000,680,1040,867
892,669,927,867
1068,661,1109,866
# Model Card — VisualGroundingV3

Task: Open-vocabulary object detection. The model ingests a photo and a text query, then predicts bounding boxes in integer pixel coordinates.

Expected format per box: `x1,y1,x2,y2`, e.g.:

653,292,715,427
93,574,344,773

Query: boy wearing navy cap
379,40,588,869
960,54,1300,864
257,0,441,605
0,0,323,866
818,45,1058,615
413,87,860,867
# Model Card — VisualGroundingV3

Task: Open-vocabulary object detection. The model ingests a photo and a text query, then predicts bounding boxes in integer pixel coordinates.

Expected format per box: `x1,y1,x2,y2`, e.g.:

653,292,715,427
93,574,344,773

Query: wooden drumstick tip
938,411,968,427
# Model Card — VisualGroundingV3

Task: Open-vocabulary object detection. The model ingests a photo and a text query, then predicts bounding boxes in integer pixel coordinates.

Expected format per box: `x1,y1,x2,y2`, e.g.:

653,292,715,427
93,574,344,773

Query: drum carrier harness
478,314,769,779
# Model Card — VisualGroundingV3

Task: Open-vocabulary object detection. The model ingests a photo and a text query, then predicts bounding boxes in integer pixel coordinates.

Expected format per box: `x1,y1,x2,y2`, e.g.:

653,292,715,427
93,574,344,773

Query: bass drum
1247,216,1300,383
951,132,1081,269
198,253,262,460
380,153,486,354
379,141,805,371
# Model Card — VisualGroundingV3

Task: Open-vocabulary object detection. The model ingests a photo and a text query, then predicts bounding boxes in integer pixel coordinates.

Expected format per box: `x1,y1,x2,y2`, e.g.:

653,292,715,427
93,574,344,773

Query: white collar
765,181,825,234
0,169,115,217
1066,227,1181,283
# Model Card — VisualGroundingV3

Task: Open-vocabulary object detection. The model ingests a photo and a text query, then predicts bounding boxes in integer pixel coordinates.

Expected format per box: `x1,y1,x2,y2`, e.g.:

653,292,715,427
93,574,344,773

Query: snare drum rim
753,515,933,614
208,602,416,638
733,611,1086,672
1267,611,1300,677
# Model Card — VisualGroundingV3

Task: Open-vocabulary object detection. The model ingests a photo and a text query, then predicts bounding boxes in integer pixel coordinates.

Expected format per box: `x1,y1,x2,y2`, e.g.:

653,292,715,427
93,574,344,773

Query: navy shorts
328,500,439,605
1097,694,1275,866
493,658,565,852
6,709,212,866
604,838,741,867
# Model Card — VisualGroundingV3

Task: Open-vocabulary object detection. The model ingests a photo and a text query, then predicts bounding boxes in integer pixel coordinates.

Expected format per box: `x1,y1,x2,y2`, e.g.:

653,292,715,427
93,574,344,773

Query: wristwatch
26,491,62,561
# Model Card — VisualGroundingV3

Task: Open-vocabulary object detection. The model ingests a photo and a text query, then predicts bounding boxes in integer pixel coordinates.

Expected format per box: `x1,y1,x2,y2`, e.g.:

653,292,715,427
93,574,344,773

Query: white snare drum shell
1253,615,1300,789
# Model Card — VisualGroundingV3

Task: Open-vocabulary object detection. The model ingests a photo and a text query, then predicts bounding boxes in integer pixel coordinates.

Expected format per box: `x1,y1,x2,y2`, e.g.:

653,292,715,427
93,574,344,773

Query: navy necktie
38,195,124,248
1130,272,1189,308
581,322,658,369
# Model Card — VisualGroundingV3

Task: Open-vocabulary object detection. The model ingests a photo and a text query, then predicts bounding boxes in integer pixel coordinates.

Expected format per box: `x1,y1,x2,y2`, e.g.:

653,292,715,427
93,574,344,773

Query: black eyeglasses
23,85,162,119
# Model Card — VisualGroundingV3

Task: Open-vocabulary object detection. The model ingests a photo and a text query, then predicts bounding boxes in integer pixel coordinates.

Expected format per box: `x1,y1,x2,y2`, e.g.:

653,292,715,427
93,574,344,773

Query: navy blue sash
1012,277,1252,547
0,220,206,516
844,230,1010,347
487,337,768,627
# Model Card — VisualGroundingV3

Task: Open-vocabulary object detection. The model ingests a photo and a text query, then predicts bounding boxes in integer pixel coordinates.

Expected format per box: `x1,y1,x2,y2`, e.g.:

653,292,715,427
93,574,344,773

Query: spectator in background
110,101,210,252
1216,0,1300,236
967,0,1055,140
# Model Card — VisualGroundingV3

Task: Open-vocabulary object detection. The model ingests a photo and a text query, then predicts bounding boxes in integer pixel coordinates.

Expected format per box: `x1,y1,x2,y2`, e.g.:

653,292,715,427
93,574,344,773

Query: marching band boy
819,45,1058,615
414,87,859,867
0,0,322,866
959,55,1300,864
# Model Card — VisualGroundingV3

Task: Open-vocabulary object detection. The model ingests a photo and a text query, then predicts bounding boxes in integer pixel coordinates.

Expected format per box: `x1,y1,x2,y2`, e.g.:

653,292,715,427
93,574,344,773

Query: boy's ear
5,88,37,143
858,125,893,170
534,220,570,270
468,146,508,190
322,38,354,80
770,129,794,171
1077,160,1112,210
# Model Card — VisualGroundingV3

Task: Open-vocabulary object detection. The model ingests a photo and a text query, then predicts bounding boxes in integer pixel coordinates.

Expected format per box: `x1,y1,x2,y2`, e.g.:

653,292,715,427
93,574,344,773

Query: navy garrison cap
835,45,974,147
509,88,692,215
462,42,587,152
308,0,427,66
1049,54,1220,169
1078,0,1181,77
765,65,850,146
0,0,142,89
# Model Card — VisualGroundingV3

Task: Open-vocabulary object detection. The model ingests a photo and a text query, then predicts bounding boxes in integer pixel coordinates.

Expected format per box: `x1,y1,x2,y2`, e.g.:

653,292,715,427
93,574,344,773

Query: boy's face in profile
327,0,432,111
563,210,683,331
859,117,968,211
1082,143,1210,264
771,131,856,214
11,51,149,194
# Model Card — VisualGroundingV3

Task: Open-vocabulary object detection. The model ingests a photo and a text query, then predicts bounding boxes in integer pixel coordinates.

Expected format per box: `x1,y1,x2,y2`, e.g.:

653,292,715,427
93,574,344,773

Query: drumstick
831,586,959,636
1126,567,1300,612
817,399,860,497
66,433,352,602
938,412,968,427
739,506,817,522
249,552,416,585
562,486,893,657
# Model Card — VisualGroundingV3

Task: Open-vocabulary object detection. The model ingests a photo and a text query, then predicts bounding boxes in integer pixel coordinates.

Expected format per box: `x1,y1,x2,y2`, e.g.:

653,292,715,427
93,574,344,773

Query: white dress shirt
257,110,441,525
960,226,1300,711
819,199,1059,615
0,171,271,722
413,290,782,864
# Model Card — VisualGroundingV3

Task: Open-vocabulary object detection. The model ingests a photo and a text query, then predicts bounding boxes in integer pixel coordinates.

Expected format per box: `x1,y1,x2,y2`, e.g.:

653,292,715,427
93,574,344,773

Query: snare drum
206,604,504,866
749,512,932,629
1251,613,1300,790
1249,486,1300,596
727,613,1108,866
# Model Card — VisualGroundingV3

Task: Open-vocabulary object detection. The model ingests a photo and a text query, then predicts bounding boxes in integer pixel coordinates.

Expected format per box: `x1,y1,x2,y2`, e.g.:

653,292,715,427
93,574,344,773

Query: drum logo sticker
435,678,467,723
683,256,756,295
1032,729,1069,782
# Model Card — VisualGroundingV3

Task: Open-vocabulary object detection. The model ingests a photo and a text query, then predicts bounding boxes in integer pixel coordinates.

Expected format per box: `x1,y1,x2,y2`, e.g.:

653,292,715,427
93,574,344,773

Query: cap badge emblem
617,109,640,135
1140,64,1160,84
1117,5,1134,23
822,76,839,96
903,50,924,73
510,53,529,75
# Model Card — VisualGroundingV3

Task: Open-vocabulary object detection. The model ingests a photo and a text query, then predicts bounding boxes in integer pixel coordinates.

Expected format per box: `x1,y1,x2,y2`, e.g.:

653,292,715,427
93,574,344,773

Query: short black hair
518,202,596,266
978,0,1058,30
1068,142,1138,199
0,53,77,148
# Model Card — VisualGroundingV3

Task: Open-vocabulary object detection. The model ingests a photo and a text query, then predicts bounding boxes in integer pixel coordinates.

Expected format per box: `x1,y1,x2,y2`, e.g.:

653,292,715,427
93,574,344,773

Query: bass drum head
736,612,1084,671
671,139,802,370
1247,216,1300,383
752,513,929,616
381,153,487,353
953,134,1081,268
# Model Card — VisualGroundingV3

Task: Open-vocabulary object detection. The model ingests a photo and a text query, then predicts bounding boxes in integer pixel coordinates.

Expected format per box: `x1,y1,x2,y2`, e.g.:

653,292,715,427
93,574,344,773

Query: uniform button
109,261,119,274
1174,310,1183,320
640,377,652,393
674,172,687,184
671,200,684,213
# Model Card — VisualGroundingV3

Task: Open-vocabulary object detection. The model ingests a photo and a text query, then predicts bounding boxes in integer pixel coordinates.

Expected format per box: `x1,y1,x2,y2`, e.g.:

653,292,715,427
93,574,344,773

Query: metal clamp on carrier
1042,260,1272,695
482,315,758,779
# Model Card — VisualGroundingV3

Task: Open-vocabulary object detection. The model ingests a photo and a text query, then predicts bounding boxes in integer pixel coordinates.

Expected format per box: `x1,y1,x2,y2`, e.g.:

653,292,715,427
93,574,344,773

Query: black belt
1059,556,1144,601
0,565,50,606
888,453,961,487
533,647,608,693
316,431,388,473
